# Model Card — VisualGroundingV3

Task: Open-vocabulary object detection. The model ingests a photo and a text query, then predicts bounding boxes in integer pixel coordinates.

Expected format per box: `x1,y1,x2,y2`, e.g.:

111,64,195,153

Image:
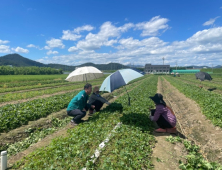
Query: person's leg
156,115,173,129
91,100,104,112
67,109,86,123
94,100,103,112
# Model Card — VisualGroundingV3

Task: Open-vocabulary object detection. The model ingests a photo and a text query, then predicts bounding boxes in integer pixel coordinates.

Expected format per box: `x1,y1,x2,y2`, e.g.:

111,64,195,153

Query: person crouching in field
88,86,111,115
149,93,177,133
67,83,95,126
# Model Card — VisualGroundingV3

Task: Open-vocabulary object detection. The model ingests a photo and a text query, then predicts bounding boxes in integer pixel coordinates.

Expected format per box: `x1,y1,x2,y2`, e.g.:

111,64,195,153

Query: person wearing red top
149,93,177,134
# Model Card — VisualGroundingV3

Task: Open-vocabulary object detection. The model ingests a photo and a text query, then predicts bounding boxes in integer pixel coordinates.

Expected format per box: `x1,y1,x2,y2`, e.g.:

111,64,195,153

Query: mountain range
0,54,221,71
0,54,128,71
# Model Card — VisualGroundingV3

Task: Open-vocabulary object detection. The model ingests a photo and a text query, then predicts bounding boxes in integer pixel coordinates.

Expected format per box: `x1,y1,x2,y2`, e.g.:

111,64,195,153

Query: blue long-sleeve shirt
67,90,91,111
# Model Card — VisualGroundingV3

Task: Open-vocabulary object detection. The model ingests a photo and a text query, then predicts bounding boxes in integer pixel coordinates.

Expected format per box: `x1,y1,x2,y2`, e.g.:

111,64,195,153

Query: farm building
144,64,170,73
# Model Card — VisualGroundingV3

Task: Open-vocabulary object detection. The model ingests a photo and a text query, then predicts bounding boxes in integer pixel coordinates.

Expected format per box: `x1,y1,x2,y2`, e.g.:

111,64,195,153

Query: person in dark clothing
67,83,95,125
149,93,177,133
88,86,110,115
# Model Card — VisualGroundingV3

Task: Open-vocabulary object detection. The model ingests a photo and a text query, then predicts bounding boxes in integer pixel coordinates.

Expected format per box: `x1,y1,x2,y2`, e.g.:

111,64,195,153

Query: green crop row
0,74,68,83
0,76,106,93
0,79,105,103
0,76,148,133
166,136,222,169
90,76,157,169
6,117,72,157
12,76,157,169
0,92,77,133
177,76,222,91
0,79,68,88
164,76,222,128
2,76,149,155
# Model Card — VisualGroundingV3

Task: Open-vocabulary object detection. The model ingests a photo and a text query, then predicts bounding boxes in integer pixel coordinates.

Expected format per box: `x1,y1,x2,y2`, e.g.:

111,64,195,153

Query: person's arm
91,94,109,104
85,95,93,109
151,106,162,121
76,92,85,110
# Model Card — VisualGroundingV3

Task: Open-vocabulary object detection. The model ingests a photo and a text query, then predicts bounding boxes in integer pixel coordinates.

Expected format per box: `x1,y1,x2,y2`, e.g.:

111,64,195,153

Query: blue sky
0,0,222,67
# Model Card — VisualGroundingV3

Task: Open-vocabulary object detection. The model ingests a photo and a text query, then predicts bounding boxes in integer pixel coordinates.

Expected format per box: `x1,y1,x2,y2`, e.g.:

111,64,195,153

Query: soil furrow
161,76,222,163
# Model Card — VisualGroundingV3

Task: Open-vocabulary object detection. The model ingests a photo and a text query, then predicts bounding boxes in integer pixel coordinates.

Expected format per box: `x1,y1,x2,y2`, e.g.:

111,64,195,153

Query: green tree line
0,66,63,75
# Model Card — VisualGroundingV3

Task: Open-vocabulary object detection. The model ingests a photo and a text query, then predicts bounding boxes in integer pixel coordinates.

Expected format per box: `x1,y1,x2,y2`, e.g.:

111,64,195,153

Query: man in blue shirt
67,83,95,125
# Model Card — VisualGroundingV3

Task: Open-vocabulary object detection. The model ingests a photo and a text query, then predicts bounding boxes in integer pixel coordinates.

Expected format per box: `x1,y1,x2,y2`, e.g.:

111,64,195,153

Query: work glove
106,102,111,105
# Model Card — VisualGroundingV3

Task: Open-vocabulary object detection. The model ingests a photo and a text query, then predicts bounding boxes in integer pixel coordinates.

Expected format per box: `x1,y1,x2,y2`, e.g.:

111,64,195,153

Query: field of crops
1,73,222,170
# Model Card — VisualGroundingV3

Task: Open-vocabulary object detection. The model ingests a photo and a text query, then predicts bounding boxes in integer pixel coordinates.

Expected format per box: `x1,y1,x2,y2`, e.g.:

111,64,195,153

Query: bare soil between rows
160,76,222,163
151,77,187,170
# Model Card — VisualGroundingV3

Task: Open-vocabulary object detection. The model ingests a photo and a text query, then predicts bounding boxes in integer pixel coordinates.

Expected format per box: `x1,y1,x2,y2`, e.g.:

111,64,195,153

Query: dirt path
0,83,102,107
160,76,222,163
151,77,187,170
7,78,147,168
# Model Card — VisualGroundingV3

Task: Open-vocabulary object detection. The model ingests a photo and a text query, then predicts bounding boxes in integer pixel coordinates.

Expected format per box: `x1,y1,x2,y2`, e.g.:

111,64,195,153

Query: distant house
144,64,170,73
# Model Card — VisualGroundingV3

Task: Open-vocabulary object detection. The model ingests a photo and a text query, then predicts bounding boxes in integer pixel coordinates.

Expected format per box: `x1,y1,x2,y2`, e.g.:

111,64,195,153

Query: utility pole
212,64,213,73
162,57,165,65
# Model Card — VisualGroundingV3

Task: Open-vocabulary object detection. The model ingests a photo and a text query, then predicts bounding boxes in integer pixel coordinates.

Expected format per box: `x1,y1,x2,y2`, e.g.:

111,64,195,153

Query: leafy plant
166,136,222,170
164,76,222,128
12,76,157,169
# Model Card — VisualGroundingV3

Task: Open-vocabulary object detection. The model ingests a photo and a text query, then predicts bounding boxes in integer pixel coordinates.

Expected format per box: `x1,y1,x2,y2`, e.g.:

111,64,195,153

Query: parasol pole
124,86,130,106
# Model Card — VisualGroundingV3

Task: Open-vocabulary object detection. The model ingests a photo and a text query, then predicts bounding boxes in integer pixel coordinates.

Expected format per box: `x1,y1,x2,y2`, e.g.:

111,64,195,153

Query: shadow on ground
120,112,155,132
208,87,217,91
119,112,187,139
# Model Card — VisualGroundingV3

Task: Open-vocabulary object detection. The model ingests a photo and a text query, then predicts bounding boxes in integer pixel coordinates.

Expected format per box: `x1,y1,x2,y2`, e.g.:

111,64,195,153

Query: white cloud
118,23,134,32
203,16,220,26
117,37,167,49
73,25,94,34
0,40,10,44
0,45,10,53
104,39,118,46
35,20,222,67
27,44,37,48
27,44,43,50
190,44,222,53
61,25,94,41
46,50,59,55
12,47,29,53
135,16,169,36
44,46,50,50
76,21,132,51
46,38,65,49
187,27,222,44
61,30,81,41
68,46,79,52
